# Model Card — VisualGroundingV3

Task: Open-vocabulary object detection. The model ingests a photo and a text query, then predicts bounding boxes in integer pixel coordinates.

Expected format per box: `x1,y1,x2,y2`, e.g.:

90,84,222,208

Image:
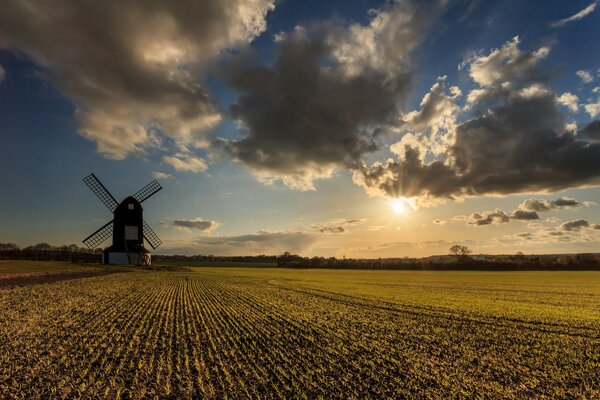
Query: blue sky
1,0,600,256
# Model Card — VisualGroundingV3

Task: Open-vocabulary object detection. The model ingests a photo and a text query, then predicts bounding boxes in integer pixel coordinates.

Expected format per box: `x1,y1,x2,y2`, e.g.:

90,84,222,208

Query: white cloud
576,70,594,84
467,36,549,88
152,171,174,180
551,2,597,27
584,98,600,118
557,92,579,112
163,154,208,173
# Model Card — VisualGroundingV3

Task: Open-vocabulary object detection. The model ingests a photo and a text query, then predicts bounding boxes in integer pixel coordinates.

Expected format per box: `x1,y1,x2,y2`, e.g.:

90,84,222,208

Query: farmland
1,263,599,399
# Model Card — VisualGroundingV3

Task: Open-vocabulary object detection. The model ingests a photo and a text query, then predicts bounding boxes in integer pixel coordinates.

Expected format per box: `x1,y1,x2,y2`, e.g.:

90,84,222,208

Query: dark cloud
0,0,274,159
511,210,540,220
353,38,600,201
559,219,590,231
173,218,220,233
518,197,580,212
516,232,534,240
311,218,366,234
578,120,600,141
218,0,446,189
467,209,510,226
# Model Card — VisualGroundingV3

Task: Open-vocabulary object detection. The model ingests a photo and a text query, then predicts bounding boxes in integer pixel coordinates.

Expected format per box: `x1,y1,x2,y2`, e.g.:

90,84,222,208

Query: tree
449,245,472,256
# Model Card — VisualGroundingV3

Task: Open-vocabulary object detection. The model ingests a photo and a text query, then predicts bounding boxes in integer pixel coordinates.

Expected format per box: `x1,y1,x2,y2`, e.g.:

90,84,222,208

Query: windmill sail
83,173,119,212
133,180,162,204
143,221,162,249
83,220,114,249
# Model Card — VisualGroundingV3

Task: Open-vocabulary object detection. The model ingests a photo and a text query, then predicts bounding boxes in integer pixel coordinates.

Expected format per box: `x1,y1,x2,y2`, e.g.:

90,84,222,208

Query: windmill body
82,174,163,265
104,196,149,264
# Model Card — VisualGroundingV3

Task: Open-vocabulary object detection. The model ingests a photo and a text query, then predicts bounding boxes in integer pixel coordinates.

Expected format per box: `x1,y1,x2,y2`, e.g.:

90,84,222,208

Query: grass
0,260,105,275
153,260,278,268
1,262,598,399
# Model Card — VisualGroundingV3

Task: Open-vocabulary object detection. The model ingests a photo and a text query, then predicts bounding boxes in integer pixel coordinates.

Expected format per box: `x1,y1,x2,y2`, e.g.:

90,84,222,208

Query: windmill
82,173,163,265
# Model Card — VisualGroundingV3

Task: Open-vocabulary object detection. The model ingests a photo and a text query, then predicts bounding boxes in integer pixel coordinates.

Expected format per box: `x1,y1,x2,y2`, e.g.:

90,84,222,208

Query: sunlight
391,199,407,215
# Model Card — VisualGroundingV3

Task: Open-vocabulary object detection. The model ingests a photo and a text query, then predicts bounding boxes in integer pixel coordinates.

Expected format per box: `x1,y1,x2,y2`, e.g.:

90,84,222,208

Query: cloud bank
0,0,274,160
353,37,600,202
218,0,447,190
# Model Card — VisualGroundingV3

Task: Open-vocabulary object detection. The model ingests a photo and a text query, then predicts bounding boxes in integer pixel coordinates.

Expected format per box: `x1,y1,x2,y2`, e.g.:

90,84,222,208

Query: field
1,262,599,399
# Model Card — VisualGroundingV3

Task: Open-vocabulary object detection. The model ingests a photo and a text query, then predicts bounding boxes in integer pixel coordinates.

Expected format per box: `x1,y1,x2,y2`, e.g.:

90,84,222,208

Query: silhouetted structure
82,173,162,265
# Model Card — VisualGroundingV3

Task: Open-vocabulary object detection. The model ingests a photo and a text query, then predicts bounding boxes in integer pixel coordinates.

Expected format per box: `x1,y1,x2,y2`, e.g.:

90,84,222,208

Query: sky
0,0,600,257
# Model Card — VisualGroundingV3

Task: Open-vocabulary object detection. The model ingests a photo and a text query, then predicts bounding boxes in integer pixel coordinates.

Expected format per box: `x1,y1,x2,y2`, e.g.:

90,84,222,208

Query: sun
391,199,406,215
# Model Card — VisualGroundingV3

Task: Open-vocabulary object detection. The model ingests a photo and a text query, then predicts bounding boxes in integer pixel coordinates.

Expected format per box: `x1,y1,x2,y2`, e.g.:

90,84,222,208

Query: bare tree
449,245,472,256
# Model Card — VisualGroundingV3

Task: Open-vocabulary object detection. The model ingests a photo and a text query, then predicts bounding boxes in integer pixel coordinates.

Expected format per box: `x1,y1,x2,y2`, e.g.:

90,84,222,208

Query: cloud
584,99,600,118
551,2,597,28
511,209,540,221
518,197,580,212
163,154,208,172
217,0,447,190
467,209,510,226
353,38,600,201
0,0,274,159
559,219,590,231
432,219,447,225
578,120,600,141
576,70,594,84
172,218,220,233
311,218,367,234
557,92,579,112
153,171,174,180
161,230,317,256
403,75,461,130
466,37,550,92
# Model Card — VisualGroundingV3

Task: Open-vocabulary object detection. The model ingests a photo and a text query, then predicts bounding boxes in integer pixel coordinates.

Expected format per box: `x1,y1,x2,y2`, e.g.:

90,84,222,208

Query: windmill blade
83,173,119,212
143,221,162,249
83,220,114,249
132,180,162,204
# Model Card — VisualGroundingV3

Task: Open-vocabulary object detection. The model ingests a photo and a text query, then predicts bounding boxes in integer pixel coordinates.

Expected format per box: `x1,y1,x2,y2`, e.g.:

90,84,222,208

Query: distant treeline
2,243,600,270
0,243,101,263
154,251,600,270
275,252,600,270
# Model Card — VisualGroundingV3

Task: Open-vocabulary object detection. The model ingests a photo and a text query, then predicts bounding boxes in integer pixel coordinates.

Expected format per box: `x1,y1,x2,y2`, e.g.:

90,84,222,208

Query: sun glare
391,199,406,215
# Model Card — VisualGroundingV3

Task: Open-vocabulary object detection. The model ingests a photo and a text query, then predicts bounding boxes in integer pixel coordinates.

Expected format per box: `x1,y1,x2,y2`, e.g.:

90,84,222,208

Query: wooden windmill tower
82,173,163,265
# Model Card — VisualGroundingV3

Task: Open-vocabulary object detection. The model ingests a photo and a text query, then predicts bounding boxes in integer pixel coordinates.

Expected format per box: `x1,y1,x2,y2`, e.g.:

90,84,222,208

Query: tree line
0,242,101,263
2,243,599,270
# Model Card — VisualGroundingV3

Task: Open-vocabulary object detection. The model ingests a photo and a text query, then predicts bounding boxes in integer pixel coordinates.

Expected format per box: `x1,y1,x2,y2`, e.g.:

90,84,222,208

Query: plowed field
1,266,599,399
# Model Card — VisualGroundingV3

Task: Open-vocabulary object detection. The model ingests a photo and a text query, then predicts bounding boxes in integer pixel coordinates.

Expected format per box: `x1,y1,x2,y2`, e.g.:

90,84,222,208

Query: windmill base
102,251,151,266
